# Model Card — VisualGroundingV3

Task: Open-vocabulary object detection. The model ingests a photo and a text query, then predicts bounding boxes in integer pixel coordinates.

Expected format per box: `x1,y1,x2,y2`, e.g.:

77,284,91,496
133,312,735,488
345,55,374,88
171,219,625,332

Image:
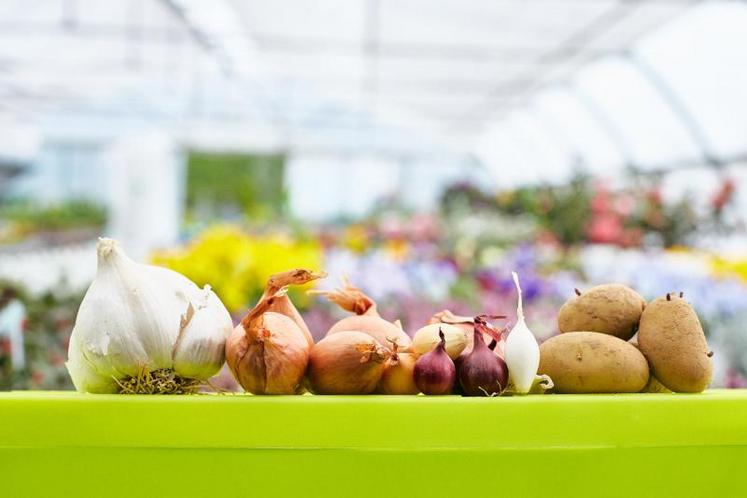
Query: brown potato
641,375,672,393
539,332,649,393
558,284,645,340
637,293,712,393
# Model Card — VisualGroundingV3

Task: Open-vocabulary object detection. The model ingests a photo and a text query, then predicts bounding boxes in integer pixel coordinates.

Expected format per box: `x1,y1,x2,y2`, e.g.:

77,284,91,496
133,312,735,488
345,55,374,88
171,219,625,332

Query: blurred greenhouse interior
0,0,746,390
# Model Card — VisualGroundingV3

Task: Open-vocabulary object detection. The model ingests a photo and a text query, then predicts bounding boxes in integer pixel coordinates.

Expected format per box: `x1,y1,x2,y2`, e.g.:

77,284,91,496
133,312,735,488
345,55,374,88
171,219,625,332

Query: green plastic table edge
1,389,745,450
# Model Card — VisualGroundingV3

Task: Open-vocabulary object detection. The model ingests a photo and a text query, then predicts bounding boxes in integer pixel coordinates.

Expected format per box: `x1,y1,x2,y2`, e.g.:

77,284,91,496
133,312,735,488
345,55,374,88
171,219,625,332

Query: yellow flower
343,225,369,253
384,238,410,261
151,225,324,313
711,255,747,283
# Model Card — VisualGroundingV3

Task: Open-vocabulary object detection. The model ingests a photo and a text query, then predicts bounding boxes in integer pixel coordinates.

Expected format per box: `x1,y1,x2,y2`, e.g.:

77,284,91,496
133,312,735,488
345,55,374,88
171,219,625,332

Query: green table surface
1,390,746,497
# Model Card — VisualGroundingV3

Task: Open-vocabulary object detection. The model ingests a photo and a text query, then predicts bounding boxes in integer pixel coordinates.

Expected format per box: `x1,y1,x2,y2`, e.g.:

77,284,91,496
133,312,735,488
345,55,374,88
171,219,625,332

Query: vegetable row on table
66,238,713,395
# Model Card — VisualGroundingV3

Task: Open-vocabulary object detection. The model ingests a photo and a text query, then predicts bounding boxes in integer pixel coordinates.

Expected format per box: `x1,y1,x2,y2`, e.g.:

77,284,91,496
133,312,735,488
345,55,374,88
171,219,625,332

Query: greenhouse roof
0,0,745,183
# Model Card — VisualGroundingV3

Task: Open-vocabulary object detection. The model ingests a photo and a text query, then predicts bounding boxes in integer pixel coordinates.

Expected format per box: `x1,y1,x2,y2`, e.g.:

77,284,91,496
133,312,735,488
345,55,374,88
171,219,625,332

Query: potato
641,375,672,393
538,332,649,393
637,293,712,393
558,284,645,340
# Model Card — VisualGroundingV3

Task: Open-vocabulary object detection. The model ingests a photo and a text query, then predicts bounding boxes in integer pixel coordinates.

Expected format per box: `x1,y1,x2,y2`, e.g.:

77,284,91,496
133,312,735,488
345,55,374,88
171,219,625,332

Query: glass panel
573,56,701,168
532,88,625,174
636,2,747,158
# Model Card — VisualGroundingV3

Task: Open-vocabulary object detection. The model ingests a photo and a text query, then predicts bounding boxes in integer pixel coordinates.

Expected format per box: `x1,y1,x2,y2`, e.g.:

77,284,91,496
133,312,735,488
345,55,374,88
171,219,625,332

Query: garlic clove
95,239,177,369
66,334,119,393
172,286,233,380
69,265,153,383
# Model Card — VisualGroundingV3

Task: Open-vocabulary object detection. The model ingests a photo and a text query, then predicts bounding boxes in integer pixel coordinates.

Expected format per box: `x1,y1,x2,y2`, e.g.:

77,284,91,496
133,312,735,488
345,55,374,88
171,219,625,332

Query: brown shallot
225,269,324,394
308,331,392,394
311,277,411,349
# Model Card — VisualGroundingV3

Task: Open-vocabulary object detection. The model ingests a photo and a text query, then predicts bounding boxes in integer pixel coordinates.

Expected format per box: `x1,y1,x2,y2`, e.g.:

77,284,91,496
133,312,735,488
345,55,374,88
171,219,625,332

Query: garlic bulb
504,271,540,394
66,238,233,394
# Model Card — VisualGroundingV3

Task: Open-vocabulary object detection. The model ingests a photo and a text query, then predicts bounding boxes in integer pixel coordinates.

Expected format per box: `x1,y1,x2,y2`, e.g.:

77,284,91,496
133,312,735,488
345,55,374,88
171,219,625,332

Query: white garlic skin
173,287,232,379
66,238,232,393
504,272,540,394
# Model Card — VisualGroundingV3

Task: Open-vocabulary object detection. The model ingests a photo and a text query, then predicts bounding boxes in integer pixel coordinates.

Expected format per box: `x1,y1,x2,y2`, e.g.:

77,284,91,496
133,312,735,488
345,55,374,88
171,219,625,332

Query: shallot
225,269,324,394
308,331,391,394
378,343,419,395
411,323,467,360
311,278,411,349
458,316,509,396
431,310,505,357
413,329,456,395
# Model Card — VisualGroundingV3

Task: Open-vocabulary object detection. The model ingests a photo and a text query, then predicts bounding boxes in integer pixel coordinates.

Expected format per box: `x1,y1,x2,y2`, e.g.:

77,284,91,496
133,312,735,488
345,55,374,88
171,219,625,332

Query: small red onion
459,318,509,396
414,329,455,395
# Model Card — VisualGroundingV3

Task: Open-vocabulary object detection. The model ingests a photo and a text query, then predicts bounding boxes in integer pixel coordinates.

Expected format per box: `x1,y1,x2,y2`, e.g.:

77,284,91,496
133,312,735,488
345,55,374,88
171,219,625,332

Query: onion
378,346,419,395
411,323,467,359
432,310,505,357
226,312,308,394
414,329,456,395
308,331,391,394
225,269,324,395
458,317,509,396
311,278,411,349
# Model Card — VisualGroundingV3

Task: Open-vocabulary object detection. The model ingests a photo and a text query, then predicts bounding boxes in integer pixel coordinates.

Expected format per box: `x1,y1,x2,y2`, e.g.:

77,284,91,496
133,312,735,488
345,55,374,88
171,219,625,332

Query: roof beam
623,49,722,167
448,0,647,128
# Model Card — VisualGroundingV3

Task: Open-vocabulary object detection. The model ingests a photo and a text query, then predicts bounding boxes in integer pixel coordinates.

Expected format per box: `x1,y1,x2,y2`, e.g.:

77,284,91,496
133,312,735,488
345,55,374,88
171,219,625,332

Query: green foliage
533,175,593,246
441,174,593,247
0,281,80,390
186,151,286,221
0,199,107,231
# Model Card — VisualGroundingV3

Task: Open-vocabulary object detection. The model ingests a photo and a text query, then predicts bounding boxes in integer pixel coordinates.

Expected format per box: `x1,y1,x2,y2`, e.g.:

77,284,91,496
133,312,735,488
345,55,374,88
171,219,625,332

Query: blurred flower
712,256,747,283
587,213,623,244
342,224,369,253
152,225,324,313
711,178,736,213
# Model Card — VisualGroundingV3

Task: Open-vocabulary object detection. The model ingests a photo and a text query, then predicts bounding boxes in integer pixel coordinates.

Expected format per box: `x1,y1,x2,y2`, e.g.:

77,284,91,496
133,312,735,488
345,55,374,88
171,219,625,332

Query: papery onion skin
263,269,325,347
432,310,505,358
413,330,456,395
226,312,309,395
313,278,411,348
459,321,509,397
308,331,390,394
378,352,419,395
328,315,411,349
226,269,323,395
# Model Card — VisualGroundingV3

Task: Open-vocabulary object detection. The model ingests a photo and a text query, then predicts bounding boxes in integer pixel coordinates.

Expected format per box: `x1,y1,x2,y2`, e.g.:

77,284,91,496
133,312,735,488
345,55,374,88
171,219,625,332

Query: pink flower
587,213,623,244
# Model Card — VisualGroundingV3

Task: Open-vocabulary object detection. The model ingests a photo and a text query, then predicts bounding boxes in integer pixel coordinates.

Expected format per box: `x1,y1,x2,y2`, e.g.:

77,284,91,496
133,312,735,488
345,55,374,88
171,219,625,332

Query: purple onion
414,329,456,395
459,320,508,396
